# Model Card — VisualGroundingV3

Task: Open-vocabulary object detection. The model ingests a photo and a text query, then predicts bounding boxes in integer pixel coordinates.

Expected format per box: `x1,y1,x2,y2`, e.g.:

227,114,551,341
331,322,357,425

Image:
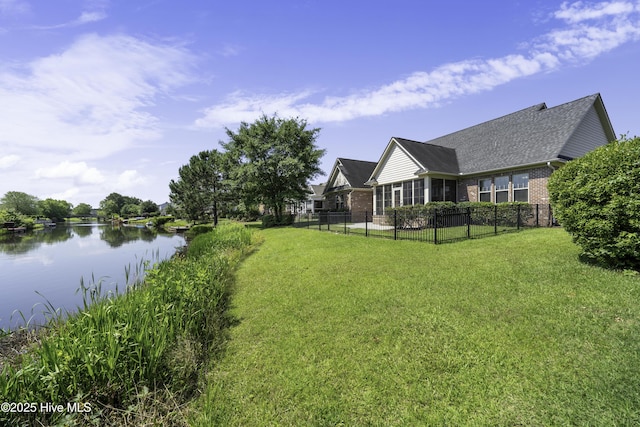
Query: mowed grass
191,227,640,426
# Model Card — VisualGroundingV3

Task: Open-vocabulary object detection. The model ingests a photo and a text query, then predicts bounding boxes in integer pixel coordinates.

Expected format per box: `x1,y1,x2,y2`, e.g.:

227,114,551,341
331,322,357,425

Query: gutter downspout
547,161,557,226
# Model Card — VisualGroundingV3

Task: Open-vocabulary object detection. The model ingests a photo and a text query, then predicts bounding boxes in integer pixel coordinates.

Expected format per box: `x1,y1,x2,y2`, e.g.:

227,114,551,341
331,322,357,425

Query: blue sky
1,0,639,207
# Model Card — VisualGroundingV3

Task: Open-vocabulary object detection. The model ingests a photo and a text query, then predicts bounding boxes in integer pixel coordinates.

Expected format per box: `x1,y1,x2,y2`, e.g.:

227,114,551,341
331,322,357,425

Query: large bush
548,136,640,269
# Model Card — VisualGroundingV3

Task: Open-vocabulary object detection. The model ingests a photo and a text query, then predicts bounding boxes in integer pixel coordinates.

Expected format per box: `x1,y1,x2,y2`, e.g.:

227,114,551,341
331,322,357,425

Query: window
444,179,457,202
383,184,392,209
403,181,413,206
313,200,323,209
431,178,444,201
479,178,492,202
414,179,424,204
431,178,457,202
375,186,383,213
495,176,509,203
336,194,345,210
513,173,529,202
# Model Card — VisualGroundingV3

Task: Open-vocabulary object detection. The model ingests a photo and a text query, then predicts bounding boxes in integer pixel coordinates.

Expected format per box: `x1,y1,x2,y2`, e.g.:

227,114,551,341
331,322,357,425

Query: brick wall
348,189,373,212
458,166,553,205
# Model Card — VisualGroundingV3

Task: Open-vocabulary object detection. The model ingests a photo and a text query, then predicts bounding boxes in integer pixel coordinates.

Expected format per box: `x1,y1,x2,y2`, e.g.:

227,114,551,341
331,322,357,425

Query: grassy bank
0,223,258,426
191,227,640,425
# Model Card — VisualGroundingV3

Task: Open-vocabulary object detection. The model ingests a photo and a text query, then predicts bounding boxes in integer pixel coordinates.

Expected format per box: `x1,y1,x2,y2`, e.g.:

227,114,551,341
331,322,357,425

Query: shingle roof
325,158,377,192
394,138,460,174
397,93,613,175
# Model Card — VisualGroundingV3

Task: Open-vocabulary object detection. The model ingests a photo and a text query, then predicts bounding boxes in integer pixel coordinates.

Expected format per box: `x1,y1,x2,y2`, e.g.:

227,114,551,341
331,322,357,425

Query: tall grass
0,222,256,426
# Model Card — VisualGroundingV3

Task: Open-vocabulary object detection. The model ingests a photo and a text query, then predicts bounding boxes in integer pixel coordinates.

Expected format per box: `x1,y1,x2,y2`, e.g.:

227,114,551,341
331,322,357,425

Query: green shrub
186,224,214,239
548,135,640,269
152,216,174,228
385,202,531,228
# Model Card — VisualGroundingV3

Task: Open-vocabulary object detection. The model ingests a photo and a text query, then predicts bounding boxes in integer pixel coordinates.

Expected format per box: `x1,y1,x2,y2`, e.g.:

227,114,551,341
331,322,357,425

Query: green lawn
190,227,640,426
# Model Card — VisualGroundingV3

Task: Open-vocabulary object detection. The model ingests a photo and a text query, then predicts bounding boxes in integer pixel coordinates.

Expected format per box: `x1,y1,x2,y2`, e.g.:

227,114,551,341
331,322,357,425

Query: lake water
0,223,185,330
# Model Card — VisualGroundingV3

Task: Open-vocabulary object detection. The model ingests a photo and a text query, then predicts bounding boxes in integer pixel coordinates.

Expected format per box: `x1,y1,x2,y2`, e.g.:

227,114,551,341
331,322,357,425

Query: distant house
323,158,377,214
291,183,326,214
366,93,615,213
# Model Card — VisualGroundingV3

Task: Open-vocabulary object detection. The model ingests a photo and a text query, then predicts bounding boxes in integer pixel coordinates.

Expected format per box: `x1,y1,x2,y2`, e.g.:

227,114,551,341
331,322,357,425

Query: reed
0,222,256,425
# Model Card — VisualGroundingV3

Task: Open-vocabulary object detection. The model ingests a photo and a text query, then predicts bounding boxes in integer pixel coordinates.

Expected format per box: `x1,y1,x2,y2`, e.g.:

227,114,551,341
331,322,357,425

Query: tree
169,150,231,225
99,193,143,217
222,115,325,223
548,135,640,269
39,198,72,222
0,191,40,216
120,203,140,217
72,203,93,217
139,200,159,216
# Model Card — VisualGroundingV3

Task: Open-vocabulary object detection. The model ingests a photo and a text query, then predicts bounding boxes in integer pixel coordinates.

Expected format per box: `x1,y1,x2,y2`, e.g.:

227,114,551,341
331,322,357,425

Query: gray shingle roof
397,93,613,175
325,158,377,192
394,138,460,174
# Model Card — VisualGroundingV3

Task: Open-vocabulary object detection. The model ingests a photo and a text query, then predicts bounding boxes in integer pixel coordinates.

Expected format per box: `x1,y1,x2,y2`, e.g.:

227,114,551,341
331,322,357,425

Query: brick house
323,158,377,220
365,93,615,213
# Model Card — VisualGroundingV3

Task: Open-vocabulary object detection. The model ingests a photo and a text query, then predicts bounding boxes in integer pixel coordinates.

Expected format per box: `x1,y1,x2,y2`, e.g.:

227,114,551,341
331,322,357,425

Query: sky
1,0,639,208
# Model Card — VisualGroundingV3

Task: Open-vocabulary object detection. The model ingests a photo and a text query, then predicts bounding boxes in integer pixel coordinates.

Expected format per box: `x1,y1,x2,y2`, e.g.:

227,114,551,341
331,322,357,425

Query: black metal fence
293,204,554,244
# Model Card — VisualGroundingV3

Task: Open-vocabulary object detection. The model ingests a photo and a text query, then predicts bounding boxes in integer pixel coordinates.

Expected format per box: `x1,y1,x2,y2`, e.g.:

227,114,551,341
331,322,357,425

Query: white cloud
31,10,107,30
0,33,196,160
35,161,105,184
194,0,640,128
0,154,20,168
0,0,29,15
555,1,636,23
116,170,148,189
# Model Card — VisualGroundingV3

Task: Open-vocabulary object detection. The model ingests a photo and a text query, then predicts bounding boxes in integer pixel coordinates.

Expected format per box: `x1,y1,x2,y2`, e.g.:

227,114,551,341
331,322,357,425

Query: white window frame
512,173,529,202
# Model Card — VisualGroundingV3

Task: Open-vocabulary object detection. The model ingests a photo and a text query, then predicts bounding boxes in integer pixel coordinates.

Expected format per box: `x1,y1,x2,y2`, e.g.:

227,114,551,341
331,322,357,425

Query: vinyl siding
560,105,610,159
376,144,421,184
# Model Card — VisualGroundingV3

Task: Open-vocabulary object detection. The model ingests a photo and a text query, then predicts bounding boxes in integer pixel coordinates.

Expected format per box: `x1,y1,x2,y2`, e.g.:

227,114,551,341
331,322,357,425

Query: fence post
344,211,347,234
467,207,471,239
517,204,521,230
434,209,438,244
365,210,368,237
394,209,397,240
536,204,539,227
494,204,498,235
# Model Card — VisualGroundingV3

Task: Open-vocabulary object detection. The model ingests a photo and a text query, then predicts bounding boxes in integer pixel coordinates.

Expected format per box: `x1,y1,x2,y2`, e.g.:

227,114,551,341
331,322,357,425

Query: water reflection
0,223,169,253
0,223,184,330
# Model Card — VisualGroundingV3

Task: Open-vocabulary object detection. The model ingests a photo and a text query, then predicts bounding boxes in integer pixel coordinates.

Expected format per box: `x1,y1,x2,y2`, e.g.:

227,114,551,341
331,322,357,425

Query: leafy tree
223,115,325,223
72,203,93,217
100,199,120,217
139,200,159,216
0,191,40,216
39,198,72,222
120,203,140,217
548,135,640,269
99,193,143,217
169,150,232,225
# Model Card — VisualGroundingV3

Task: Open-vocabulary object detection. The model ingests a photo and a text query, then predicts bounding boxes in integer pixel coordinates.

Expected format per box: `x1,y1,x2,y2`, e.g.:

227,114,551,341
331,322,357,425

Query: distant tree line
169,114,325,226
0,190,160,225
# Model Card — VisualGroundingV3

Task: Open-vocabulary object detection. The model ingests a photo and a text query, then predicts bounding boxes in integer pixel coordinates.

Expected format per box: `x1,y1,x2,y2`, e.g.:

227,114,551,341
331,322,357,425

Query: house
323,158,377,216
290,183,326,214
366,93,615,213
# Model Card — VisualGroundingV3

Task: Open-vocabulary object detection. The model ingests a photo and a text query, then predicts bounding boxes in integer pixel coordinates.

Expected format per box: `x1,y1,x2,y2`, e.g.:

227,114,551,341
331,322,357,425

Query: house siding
376,144,421,184
560,105,610,159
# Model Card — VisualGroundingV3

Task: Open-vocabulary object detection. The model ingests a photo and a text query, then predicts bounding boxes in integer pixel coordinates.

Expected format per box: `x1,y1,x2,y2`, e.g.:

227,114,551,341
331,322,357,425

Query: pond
0,223,185,331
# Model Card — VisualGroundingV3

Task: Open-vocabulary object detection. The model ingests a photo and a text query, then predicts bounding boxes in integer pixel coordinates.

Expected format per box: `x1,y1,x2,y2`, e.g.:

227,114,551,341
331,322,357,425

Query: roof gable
324,158,377,193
